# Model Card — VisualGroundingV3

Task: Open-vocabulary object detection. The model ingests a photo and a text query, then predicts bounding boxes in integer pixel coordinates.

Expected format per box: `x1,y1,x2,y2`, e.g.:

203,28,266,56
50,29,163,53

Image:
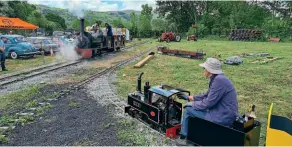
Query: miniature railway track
1,45,174,145
70,47,170,140
0,60,83,87
0,40,150,87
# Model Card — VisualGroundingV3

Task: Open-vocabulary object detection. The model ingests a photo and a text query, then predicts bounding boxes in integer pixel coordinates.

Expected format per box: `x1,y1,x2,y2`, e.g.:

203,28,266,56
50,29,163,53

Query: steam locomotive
75,18,125,59
124,72,292,146
125,72,187,138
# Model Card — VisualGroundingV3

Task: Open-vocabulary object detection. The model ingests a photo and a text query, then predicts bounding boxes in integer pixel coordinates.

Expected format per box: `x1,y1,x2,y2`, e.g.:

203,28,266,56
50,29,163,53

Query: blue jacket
192,74,238,127
0,40,5,54
107,25,113,36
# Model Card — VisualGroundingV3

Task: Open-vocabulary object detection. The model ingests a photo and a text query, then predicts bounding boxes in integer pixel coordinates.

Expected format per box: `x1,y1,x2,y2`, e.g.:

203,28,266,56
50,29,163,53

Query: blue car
0,35,38,59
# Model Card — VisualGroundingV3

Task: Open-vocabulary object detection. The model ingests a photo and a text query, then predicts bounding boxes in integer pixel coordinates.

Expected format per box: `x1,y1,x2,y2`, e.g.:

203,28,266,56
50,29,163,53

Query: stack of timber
229,29,262,41
157,46,205,59
268,38,281,42
134,52,155,68
251,57,283,64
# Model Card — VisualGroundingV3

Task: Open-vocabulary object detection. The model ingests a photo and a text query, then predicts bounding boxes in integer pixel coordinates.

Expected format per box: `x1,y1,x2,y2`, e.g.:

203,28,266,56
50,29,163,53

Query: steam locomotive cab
125,72,190,138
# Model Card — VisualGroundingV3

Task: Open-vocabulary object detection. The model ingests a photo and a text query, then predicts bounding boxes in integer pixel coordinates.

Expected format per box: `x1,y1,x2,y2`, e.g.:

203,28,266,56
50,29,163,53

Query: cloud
27,0,120,12
26,0,156,12
121,0,156,11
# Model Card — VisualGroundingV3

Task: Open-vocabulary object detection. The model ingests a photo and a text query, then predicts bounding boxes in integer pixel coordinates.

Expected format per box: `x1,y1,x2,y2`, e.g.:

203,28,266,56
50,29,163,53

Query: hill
35,4,140,28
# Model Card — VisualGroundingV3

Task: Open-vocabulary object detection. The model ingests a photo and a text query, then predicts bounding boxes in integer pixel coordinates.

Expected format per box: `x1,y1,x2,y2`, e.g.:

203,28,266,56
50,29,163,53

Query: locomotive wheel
128,108,135,117
134,111,142,120
175,35,181,42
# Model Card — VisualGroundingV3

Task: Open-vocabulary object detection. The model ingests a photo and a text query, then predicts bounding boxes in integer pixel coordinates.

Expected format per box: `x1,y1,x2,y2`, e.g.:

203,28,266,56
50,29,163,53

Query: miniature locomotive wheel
134,110,142,120
175,35,181,42
128,108,134,117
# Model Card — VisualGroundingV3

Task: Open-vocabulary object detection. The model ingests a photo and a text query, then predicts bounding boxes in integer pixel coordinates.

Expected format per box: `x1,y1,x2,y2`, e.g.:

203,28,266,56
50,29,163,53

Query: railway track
0,40,150,87
1,45,174,145
64,47,170,141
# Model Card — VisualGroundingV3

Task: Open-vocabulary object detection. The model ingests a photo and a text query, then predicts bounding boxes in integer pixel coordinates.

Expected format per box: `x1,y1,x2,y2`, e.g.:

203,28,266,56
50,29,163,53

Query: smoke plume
67,0,85,18
55,39,81,61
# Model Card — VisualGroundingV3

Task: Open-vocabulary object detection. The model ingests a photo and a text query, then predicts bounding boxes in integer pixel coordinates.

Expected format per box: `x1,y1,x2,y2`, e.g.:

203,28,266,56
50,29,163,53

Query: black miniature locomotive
125,72,190,138
125,72,264,146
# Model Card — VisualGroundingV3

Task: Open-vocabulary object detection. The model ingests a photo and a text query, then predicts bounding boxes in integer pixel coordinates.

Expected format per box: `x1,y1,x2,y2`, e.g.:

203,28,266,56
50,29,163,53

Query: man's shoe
2,69,8,71
175,138,187,146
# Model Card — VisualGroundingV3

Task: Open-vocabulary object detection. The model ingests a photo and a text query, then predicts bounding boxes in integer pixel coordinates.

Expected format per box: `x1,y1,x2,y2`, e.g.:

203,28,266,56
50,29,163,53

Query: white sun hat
199,58,223,74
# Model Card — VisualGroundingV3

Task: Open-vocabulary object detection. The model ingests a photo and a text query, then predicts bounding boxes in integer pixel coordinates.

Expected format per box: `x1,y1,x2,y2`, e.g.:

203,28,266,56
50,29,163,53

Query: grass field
115,39,292,145
0,55,63,75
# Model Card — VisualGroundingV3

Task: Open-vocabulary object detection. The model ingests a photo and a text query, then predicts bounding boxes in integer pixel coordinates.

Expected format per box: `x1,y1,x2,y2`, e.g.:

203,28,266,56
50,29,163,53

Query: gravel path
86,71,176,146
0,52,120,95
5,88,121,146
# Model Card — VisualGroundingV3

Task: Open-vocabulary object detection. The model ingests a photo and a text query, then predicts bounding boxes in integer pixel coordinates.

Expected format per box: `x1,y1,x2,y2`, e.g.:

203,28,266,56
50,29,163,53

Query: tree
45,13,67,30
112,17,125,28
0,1,14,16
151,18,166,36
8,1,36,21
139,4,153,37
129,12,138,37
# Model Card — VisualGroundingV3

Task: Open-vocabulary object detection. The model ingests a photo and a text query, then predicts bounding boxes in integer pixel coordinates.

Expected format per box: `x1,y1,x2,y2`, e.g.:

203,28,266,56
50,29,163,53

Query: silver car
27,37,60,54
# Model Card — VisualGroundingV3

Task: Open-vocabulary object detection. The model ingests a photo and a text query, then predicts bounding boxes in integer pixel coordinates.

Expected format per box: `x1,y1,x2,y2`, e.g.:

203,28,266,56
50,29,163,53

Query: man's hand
188,96,194,101
0,47,4,52
177,93,189,100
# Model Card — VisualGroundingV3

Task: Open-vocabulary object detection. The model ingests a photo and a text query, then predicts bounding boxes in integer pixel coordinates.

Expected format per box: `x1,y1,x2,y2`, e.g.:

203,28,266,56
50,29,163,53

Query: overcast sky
26,0,157,12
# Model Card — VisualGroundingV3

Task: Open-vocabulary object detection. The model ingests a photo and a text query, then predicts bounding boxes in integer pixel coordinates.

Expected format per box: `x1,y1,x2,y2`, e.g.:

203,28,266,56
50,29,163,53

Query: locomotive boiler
75,18,125,59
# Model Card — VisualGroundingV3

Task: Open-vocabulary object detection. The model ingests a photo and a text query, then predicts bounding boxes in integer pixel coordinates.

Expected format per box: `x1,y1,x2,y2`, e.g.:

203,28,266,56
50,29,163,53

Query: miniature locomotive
124,72,292,146
124,72,190,138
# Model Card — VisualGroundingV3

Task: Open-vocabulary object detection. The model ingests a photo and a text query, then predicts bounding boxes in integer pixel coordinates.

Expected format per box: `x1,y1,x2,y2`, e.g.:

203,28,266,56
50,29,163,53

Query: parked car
53,31,64,37
0,35,38,59
26,37,60,54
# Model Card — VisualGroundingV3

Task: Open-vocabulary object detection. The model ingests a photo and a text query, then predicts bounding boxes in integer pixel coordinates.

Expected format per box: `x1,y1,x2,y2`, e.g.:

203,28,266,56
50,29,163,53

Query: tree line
0,1,66,35
129,1,292,41
1,1,292,41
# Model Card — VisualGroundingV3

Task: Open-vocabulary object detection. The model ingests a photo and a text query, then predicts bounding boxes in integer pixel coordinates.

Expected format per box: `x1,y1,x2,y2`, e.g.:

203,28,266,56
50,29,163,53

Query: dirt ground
4,86,121,146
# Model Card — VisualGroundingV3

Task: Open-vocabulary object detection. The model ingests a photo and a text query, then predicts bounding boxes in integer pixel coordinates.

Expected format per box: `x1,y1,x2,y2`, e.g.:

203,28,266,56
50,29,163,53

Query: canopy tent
0,17,39,30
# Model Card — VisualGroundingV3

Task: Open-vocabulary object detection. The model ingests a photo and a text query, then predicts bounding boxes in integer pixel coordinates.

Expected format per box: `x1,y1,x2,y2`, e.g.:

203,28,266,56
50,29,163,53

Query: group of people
91,22,113,37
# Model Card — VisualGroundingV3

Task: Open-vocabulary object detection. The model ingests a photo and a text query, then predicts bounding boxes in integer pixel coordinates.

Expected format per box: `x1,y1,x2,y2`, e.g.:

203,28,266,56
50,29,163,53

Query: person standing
0,37,8,71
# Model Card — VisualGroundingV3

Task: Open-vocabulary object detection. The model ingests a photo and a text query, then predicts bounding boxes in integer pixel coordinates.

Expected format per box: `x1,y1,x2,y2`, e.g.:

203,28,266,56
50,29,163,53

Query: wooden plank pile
251,57,283,64
229,29,262,41
157,46,205,59
268,38,281,42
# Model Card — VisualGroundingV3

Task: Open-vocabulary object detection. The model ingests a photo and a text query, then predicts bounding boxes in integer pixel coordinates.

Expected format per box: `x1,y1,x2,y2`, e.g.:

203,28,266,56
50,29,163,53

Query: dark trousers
0,53,6,71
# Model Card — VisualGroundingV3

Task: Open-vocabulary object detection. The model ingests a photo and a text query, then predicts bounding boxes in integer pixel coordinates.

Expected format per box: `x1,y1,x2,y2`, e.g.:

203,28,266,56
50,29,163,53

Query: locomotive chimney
80,18,85,40
137,72,144,93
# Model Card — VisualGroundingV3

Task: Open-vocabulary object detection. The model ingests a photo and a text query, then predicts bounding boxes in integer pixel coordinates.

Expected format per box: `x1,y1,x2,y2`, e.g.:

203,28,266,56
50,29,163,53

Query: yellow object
265,103,292,146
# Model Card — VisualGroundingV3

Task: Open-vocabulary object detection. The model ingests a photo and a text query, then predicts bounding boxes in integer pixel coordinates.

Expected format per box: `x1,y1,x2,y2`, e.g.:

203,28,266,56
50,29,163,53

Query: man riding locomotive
176,58,239,145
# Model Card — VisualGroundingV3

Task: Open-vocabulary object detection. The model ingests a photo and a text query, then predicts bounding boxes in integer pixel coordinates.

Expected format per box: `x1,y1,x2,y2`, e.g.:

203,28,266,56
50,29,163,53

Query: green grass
0,55,64,75
0,84,41,114
116,39,292,145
